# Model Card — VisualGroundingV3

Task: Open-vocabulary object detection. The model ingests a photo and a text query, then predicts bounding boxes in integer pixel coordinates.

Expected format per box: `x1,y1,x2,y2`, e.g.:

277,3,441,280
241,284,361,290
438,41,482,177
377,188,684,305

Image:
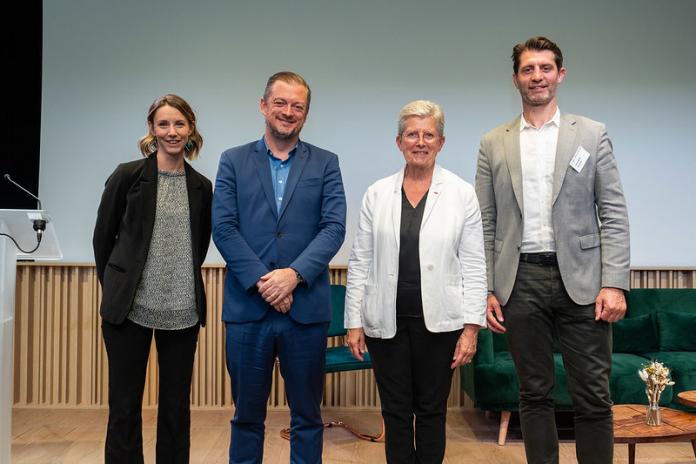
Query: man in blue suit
212,71,346,464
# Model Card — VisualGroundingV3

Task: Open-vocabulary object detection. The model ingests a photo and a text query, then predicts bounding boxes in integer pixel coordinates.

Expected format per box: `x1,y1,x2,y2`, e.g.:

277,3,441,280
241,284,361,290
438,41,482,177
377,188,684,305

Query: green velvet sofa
461,288,696,445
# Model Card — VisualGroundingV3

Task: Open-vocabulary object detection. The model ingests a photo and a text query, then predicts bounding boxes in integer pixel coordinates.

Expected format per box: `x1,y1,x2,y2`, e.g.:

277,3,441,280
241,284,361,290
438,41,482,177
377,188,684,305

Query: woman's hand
346,327,367,361
451,324,480,369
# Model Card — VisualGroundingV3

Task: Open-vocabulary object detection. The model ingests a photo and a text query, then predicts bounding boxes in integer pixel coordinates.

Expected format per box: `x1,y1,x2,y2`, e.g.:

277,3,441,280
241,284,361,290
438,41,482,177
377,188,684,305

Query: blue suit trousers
226,310,329,464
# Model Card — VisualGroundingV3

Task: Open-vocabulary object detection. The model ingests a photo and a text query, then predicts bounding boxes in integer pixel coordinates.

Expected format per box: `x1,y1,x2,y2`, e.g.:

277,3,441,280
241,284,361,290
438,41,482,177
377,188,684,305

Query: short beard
521,89,553,107
267,120,302,141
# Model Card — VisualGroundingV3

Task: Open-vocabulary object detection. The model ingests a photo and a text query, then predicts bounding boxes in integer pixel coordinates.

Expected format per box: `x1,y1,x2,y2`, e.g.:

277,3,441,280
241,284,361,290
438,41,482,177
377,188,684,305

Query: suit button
276,232,283,238
269,261,276,268
426,265,434,271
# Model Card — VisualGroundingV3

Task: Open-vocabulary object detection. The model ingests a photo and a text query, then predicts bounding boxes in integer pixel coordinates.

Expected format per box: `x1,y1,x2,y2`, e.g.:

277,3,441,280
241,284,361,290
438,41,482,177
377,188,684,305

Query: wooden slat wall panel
13,265,696,409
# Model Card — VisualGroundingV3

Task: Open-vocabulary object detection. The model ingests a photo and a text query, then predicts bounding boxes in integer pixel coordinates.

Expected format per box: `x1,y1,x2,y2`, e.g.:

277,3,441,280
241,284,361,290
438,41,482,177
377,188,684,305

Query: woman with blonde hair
93,94,212,463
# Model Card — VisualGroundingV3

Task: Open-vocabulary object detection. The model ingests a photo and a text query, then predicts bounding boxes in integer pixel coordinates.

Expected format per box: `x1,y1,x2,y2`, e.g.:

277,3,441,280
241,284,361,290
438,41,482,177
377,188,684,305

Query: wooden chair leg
497,410,511,446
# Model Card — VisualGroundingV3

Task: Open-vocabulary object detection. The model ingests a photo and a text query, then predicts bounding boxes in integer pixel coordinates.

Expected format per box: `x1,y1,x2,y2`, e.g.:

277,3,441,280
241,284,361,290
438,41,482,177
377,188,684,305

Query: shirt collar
519,107,561,132
262,136,299,161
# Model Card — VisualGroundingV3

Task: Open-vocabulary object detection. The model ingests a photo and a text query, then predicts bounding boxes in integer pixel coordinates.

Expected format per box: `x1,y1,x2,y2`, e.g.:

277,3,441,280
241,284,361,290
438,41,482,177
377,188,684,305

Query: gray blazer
475,113,630,306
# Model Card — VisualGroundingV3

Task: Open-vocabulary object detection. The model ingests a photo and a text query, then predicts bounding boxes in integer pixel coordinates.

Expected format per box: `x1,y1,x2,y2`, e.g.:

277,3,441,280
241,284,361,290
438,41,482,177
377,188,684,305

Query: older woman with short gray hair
345,100,487,463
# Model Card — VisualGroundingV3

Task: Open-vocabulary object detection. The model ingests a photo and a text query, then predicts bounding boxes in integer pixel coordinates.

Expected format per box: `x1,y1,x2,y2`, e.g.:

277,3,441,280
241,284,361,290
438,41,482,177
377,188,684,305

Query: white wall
40,0,696,266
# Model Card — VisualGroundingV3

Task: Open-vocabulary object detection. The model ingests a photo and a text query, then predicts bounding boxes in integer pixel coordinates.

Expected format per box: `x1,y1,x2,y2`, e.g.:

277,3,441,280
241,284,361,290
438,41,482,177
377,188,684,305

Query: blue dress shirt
263,136,297,212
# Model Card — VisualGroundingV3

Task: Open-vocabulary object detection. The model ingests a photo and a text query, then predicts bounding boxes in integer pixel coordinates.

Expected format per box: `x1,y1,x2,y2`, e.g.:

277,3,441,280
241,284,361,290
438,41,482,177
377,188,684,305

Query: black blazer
93,154,213,326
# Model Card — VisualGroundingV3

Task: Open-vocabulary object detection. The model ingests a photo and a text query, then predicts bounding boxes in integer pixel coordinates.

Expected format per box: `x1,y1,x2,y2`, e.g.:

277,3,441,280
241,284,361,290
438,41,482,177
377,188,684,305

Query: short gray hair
397,100,445,137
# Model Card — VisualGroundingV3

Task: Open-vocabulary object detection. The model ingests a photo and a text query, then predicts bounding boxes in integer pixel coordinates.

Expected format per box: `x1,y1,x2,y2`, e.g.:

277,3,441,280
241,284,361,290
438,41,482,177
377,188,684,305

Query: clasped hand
257,268,298,313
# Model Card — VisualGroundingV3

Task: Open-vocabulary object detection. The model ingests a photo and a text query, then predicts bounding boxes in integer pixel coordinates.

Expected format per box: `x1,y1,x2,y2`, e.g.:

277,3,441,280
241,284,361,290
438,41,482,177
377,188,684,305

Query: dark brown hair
511,36,563,74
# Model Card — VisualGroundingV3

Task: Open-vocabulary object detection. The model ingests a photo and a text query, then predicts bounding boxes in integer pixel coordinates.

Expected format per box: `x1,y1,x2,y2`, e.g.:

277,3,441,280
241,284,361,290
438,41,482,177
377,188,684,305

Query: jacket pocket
579,233,600,250
296,177,322,188
444,274,464,318
361,284,380,330
107,262,126,273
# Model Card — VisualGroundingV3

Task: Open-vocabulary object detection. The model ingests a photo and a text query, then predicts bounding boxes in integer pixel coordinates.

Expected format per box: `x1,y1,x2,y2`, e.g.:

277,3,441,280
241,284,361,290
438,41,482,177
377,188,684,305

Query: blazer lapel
503,118,524,212
420,165,443,229
184,162,202,263
252,140,279,220
278,143,308,220
140,155,158,246
552,115,579,205
391,168,405,248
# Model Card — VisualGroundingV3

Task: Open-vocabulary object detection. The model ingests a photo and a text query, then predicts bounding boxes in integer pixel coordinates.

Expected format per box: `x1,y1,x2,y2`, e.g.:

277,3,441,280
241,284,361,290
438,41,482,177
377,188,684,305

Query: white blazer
345,165,487,338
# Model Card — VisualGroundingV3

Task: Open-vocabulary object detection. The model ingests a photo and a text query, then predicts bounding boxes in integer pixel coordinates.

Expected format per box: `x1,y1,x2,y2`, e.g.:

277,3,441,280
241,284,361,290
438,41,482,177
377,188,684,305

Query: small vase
646,400,661,426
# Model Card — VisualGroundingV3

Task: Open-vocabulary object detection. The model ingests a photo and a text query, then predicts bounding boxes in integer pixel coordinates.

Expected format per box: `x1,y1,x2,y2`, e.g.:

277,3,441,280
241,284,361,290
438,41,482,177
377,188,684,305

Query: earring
149,139,158,153
185,140,194,152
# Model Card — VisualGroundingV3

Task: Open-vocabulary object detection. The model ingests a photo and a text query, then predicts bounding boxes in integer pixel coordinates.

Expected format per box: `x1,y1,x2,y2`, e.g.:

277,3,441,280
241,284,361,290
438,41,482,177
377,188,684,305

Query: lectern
0,210,61,463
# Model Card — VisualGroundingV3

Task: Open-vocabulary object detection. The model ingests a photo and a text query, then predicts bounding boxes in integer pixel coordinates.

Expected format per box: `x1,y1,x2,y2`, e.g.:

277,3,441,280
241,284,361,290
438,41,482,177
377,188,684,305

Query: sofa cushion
474,329,495,365
610,353,673,405
473,352,575,409
325,346,372,373
626,289,696,318
473,352,519,407
644,351,696,399
491,331,509,354
612,314,658,353
657,311,696,351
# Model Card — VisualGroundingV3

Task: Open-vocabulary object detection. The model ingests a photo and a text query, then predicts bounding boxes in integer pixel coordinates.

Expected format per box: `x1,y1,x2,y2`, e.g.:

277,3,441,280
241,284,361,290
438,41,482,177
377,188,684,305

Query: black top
396,187,428,317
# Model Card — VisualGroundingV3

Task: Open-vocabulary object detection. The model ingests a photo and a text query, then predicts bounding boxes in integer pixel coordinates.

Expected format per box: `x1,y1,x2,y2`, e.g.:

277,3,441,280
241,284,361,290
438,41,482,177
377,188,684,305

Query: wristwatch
293,268,305,284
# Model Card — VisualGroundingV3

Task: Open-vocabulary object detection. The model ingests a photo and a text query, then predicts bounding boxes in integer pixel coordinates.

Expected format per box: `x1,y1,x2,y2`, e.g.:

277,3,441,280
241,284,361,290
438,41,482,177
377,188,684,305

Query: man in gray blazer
475,36,630,464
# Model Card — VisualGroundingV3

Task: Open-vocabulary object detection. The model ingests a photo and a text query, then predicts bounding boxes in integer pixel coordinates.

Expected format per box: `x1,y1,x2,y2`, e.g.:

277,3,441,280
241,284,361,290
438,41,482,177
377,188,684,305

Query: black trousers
365,317,461,464
102,318,200,464
504,261,613,464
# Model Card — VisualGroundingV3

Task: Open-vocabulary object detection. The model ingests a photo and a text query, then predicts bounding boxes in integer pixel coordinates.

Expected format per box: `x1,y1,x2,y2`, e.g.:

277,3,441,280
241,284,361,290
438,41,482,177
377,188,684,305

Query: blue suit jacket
212,139,346,324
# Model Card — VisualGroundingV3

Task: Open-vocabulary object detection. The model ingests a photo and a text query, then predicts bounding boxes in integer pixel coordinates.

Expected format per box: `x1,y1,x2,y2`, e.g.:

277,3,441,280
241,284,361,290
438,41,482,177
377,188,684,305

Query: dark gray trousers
504,261,613,464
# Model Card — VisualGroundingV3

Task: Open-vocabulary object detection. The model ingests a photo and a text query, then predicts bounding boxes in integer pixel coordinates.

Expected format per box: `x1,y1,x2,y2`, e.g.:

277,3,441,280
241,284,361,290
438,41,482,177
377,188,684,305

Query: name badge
570,146,590,173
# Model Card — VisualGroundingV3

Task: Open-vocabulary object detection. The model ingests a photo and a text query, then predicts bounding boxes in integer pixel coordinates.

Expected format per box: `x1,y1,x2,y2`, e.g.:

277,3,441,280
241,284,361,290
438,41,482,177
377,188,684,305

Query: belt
519,252,557,265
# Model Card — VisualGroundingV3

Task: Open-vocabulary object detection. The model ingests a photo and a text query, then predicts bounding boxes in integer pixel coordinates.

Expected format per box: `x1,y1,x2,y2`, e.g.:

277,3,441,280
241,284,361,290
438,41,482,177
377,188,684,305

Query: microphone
3,174,42,210
2,174,46,252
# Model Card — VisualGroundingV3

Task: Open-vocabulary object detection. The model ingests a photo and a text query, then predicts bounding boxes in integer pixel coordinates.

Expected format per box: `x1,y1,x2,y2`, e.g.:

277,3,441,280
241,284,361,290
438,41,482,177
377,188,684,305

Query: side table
677,390,696,408
613,404,696,464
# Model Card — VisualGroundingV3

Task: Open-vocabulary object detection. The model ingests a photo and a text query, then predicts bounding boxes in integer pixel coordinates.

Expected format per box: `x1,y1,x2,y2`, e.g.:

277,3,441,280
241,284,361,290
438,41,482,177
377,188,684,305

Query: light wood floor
11,407,696,463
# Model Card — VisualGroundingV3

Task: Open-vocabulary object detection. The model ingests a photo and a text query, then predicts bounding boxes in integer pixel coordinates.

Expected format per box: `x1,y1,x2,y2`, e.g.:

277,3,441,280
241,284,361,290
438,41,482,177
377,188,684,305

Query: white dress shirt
519,108,560,253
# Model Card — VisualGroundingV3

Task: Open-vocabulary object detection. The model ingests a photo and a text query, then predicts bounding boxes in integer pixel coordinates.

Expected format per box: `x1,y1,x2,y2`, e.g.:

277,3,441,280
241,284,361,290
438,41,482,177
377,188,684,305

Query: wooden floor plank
11,407,696,463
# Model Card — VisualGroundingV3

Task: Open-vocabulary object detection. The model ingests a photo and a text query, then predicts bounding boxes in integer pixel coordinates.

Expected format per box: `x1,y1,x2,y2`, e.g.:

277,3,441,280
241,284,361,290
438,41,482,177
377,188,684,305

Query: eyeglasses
402,131,439,143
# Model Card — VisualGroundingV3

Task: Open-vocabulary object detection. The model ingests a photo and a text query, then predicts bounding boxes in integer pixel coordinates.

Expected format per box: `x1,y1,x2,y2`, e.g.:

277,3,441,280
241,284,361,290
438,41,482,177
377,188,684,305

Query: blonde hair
138,94,203,160
398,100,445,137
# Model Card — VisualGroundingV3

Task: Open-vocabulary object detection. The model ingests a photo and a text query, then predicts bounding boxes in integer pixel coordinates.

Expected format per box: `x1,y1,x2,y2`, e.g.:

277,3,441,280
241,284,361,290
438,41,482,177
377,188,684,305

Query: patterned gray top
128,170,198,330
